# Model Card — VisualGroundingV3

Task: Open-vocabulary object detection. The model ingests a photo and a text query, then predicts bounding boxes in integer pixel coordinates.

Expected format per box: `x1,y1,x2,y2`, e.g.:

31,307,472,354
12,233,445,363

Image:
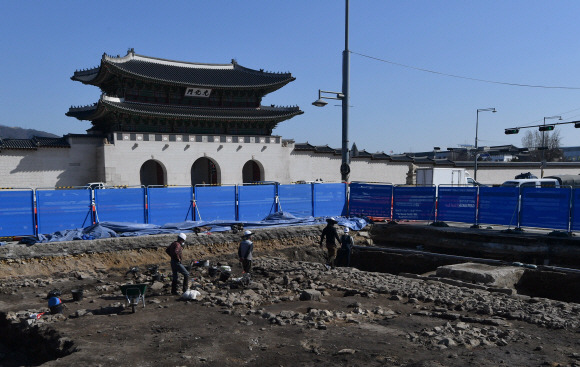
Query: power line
351,51,580,90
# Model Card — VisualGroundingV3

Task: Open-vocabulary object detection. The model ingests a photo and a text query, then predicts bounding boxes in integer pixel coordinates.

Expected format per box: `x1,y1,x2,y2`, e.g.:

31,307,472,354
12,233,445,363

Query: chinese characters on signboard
184,87,212,98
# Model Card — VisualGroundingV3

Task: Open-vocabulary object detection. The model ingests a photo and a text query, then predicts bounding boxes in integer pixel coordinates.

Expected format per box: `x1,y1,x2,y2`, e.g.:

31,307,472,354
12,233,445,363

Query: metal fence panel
94,188,146,224
348,183,393,218
393,186,436,221
36,189,92,234
520,187,571,230
238,185,277,221
437,187,477,223
278,184,313,218
194,186,237,221
313,183,347,218
477,187,519,226
0,190,35,237
147,187,194,225
571,188,580,231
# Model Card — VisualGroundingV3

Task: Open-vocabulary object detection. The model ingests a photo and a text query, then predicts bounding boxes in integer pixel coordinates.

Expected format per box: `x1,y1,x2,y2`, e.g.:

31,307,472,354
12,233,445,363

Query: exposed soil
1,225,579,367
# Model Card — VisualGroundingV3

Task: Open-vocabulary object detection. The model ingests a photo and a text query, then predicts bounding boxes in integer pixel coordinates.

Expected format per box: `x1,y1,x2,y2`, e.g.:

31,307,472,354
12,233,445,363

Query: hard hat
326,217,337,223
243,230,253,236
178,233,187,241
344,227,350,233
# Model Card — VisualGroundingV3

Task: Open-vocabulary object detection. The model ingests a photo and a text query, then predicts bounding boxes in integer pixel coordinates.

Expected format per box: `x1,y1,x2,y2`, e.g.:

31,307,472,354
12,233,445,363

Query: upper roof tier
72,49,296,92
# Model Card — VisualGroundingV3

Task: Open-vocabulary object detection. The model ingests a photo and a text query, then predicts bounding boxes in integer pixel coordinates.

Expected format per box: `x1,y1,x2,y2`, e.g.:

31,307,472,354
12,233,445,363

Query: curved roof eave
72,50,296,89
67,98,303,122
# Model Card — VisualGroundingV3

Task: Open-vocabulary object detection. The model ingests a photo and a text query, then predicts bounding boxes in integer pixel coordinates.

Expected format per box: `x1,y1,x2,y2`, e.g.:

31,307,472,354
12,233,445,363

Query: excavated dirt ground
1,225,579,367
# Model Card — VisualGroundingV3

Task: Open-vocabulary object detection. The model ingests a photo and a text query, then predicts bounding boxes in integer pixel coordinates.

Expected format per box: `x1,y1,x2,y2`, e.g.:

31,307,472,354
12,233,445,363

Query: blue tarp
33,212,369,243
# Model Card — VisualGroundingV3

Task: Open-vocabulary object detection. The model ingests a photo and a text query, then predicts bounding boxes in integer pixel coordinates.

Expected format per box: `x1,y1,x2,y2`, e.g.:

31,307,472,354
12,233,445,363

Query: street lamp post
541,115,562,177
312,0,350,182
474,108,496,181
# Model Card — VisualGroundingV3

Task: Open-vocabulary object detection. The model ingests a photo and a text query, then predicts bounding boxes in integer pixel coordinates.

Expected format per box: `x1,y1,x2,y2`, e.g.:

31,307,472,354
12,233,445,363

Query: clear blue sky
2,1,580,154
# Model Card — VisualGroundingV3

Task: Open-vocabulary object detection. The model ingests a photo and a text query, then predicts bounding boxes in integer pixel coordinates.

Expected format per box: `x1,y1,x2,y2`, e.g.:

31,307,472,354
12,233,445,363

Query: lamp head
312,99,328,107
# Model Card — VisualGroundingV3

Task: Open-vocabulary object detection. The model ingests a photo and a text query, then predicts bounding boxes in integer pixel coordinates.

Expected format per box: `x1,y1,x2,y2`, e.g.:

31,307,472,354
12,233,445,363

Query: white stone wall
2,132,580,188
0,136,101,188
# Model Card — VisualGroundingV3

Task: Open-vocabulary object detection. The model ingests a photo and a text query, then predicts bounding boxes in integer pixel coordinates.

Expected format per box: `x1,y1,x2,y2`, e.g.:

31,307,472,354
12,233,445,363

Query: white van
500,178,559,188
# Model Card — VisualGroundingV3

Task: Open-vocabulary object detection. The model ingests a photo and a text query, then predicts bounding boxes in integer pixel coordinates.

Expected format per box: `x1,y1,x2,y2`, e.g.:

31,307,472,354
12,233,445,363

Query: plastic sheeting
477,187,519,226
33,212,370,243
520,187,571,230
349,183,392,218
194,186,236,221
436,187,477,224
0,190,35,236
147,186,194,225
94,188,146,224
36,189,93,235
278,184,313,218
393,187,436,221
237,185,277,221
313,183,347,218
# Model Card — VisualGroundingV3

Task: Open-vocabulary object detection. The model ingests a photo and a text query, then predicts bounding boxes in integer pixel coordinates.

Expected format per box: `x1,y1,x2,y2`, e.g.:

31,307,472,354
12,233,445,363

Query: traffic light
539,125,555,132
575,122,580,128
504,128,519,135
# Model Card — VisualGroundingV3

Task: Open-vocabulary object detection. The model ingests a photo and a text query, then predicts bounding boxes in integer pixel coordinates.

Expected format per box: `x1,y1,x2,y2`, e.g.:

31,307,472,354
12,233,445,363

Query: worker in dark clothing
319,217,340,269
337,227,354,267
238,230,254,274
166,233,189,295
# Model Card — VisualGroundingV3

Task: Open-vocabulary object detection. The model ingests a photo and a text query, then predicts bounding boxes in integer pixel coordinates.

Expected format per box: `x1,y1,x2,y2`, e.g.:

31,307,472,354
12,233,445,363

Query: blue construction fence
0,183,348,237
1,182,579,237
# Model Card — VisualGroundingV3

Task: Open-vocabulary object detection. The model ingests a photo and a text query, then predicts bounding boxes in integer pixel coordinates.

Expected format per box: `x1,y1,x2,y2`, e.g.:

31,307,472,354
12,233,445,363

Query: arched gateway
242,160,263,183
191,157,219,185
140,160,166,186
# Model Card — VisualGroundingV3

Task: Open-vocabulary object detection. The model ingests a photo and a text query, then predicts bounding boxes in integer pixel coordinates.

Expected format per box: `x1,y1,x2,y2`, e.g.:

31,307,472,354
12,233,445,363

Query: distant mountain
0,125,59,139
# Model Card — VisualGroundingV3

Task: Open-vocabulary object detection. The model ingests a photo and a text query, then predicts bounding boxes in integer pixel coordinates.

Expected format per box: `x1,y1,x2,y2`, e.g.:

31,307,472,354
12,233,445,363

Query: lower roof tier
66,96,303,135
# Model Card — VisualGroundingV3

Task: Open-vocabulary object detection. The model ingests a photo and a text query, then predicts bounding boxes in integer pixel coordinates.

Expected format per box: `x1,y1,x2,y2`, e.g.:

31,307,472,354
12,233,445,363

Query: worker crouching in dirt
320,217,340,269
166,233,189,295
238,230,254,274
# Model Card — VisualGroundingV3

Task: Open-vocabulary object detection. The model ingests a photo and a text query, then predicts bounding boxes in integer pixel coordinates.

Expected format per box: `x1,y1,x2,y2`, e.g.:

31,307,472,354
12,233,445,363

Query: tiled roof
412,156,433,163
67,97,303,122
371,152,391,160
315,145,339,154
294,143,316,151
353,149,373,158
388,154,414,162
292,144,425,163
72,50,295,90
0,136,70,150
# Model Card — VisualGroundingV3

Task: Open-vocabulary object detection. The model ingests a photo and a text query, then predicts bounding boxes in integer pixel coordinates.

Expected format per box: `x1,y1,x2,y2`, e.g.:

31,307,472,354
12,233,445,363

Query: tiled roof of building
352,149,373,158
67,96,303,122
72,49,295,90
293,142,316,151
388,154,414,162
314,145,339,154
371,152,391,160
0,136,70,150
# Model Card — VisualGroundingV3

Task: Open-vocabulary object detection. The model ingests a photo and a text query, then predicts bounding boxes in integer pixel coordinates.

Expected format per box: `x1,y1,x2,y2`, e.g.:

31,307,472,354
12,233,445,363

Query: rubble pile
407,321,527,349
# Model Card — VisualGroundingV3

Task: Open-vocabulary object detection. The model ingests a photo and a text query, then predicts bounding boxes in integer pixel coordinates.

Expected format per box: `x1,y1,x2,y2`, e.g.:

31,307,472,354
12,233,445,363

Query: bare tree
521,129,562,161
